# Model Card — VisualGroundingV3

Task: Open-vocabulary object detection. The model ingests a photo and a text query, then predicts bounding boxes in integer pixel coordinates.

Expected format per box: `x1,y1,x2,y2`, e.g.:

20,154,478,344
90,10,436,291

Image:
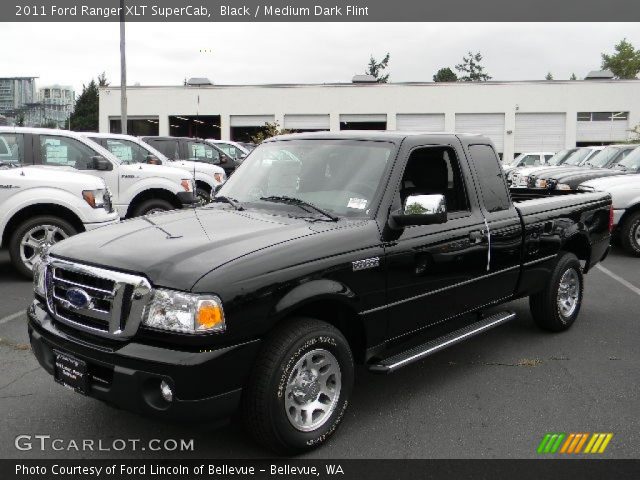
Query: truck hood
552,169,625,186
49,206,319,290
6,165,105,189
167,160,225,176
580,173,640,190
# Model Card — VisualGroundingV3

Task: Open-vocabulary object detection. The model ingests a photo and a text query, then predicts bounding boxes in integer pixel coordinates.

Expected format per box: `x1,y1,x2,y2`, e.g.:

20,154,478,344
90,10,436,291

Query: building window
577,112,629,121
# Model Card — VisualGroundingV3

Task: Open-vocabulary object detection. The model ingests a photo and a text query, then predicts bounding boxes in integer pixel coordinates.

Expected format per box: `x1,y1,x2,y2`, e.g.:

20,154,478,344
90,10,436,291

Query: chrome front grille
45,258,152,340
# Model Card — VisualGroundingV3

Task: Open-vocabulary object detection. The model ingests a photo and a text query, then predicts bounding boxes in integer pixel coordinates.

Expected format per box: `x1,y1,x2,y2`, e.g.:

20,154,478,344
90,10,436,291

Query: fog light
160,380,173,402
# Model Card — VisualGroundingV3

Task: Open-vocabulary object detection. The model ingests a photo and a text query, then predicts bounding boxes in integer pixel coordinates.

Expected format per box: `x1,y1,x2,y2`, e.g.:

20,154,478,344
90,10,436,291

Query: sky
1,22,639,93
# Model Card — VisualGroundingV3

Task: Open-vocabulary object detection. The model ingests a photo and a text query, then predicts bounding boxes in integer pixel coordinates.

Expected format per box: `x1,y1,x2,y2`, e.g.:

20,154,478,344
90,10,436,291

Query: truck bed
512,190,611,217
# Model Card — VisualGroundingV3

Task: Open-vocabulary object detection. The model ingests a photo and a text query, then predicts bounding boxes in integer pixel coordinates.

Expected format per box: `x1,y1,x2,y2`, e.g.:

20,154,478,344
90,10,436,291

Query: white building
99,79,640,162
37,84,75,127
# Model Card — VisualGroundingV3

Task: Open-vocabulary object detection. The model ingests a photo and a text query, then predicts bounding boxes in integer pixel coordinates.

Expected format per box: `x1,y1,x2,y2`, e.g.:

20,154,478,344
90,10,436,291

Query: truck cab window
400,146,469,212
104,139,148,164
40,136,98,170
0,133,23,165
469,144,511,213
187,141,220,164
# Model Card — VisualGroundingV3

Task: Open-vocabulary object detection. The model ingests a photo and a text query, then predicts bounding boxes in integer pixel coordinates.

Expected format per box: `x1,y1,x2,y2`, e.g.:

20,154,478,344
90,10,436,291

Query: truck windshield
564,148,594,166
585,147,620,168
615,147,640,172
216,140,394,218
547,149,573,166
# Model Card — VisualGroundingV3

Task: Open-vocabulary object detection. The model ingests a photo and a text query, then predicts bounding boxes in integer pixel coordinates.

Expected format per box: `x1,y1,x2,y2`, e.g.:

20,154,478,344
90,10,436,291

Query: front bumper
177,191,198,207
27,300,260,421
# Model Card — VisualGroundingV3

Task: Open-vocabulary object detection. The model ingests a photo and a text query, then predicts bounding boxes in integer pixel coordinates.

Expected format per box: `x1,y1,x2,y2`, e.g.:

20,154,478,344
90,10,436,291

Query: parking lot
1,247,638,459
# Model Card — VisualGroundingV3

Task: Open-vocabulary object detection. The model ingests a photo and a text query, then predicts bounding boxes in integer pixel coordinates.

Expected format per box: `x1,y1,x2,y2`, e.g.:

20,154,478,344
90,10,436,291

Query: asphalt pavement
0,249,638,459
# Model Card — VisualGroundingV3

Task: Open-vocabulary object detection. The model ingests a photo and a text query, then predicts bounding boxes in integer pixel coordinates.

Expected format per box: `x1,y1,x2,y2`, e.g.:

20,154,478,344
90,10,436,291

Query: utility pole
119,0,128,134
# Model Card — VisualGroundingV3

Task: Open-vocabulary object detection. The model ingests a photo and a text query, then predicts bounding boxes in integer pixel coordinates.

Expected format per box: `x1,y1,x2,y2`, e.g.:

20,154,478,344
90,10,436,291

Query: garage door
284,114,330,130
230,115,275,127
455,114,505,152
339,114,387,123
396,114,445,132
515,113,566,152
577,121,629,142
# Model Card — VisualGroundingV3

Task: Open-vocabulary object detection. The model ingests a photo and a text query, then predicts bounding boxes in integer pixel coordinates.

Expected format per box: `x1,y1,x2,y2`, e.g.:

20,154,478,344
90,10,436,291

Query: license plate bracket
54,351,89,394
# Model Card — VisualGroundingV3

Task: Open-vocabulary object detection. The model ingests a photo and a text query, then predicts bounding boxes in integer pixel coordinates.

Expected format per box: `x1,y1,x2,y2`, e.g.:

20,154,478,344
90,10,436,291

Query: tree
69,73,108,132
16,114,25,127
545,72,553,80
40,120,59,129
570,73,578,80
365,53,391,83
433,67,458,82
628,124,640,144
601,39,640,79
251,121,291,144
455,51,492,82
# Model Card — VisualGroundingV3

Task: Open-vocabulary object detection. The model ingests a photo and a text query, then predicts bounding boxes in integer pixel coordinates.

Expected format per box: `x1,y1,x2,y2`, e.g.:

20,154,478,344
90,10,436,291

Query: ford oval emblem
66,288,92,309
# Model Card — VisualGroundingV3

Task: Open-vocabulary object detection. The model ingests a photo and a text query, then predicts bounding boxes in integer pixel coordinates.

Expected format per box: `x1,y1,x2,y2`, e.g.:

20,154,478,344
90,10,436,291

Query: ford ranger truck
28,132,612,454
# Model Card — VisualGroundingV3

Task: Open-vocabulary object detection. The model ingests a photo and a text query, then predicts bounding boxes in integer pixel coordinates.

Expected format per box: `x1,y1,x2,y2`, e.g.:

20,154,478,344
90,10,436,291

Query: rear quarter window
469,144,511,213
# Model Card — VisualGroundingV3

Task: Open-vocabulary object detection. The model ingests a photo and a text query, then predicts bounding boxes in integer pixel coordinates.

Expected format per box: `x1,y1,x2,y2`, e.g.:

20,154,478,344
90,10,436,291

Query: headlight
213,172,225,184
534,179,548,188
82,189,108,208
33,256,49,298
143,289,225,334
578,185,595,192
180,179,194,192
555,183,572,191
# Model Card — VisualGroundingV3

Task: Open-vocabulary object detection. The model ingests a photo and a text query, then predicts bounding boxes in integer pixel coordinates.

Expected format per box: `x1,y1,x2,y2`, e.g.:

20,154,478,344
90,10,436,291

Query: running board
368,311,516,373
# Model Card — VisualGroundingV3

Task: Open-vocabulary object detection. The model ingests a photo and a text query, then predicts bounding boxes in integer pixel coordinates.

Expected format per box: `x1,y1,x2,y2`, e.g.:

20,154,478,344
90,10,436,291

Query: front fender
119,177,185,206
0,187,110,236
273,279,358,317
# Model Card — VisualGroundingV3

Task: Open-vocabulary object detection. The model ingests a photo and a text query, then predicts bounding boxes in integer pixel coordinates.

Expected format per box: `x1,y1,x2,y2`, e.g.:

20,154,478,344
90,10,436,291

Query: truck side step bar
368,311,516,373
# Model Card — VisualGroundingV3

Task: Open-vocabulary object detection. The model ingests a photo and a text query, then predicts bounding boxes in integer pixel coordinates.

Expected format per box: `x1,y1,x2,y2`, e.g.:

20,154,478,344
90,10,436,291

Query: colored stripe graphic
539,433,613,454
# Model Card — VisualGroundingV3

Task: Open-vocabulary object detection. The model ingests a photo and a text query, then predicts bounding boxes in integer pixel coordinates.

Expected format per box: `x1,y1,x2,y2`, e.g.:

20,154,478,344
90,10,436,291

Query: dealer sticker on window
348,198,368,210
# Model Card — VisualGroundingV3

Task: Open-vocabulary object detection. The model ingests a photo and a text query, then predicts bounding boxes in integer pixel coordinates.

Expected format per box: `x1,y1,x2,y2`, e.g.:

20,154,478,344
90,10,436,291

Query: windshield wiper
214,195,244,211
259,195,339,222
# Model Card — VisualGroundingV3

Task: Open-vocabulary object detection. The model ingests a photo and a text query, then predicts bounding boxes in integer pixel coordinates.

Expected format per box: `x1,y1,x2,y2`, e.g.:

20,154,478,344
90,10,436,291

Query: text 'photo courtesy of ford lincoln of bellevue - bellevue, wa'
1,1,640,479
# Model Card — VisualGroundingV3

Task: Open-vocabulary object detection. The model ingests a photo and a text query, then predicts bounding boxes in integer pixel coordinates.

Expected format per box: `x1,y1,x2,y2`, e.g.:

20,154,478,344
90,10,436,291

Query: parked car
85,133,226,206
509,146,604,188
0,127,197,219
502,151,555,174
142,136,237,177
205,139,250,159
0,132,118,277
528,144,638,191
28,132,611,453
579,156,640,255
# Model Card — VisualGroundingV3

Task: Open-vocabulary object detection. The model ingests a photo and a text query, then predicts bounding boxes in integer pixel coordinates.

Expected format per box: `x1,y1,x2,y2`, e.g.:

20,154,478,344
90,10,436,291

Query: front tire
243,318,354,454
619,211,640,257
196,187,211,206
131,198,174,217
529,252,583,332
9,215,77,278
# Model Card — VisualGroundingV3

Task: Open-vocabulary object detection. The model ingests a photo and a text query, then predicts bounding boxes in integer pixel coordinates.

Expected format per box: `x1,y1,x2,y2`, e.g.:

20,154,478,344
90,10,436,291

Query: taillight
608,205,614,233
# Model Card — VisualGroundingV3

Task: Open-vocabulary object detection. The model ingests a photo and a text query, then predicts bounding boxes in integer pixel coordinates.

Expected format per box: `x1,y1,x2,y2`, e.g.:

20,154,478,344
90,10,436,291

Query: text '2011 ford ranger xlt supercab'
28,132,612,454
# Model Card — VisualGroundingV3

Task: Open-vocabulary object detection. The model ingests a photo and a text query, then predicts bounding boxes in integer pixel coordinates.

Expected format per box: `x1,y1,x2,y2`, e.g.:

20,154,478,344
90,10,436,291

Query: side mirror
389,194,447,229
92,156,113,171
146,155,162,165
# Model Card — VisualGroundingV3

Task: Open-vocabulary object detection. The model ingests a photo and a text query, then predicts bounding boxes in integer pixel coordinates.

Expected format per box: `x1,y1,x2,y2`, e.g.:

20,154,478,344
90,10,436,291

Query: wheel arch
272,280,368,364
125,188,182,218
562,233,592,272
2,203,84,248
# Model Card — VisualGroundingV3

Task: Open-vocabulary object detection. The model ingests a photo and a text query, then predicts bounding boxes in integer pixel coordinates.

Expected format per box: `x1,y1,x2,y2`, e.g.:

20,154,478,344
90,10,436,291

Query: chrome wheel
20,224,68,271
557,268,580,318
196,190,210,206
145,208,168,215
284,349,341,432
634,223,640,247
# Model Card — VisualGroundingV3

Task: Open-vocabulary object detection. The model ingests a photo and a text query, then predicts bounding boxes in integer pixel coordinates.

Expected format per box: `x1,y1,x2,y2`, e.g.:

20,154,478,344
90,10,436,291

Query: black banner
4,0,640,22
3,459,640,480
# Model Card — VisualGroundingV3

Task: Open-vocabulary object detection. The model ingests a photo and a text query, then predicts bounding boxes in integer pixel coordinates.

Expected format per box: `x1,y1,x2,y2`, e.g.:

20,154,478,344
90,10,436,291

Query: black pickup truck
28,132,611,454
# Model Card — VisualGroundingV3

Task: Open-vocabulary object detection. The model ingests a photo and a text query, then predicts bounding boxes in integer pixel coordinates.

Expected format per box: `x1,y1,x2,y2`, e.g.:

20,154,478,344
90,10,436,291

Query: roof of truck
267,131,486,142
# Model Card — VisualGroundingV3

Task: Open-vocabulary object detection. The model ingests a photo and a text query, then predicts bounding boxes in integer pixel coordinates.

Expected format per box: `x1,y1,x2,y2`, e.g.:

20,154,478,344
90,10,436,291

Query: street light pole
119,0,128,134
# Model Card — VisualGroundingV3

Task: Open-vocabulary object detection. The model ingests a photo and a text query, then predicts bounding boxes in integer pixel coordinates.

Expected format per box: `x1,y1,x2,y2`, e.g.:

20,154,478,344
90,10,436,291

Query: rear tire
131,198,174,217
529,252,583,332
9,215,77,278
619,211,640,257
242,317,354,454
